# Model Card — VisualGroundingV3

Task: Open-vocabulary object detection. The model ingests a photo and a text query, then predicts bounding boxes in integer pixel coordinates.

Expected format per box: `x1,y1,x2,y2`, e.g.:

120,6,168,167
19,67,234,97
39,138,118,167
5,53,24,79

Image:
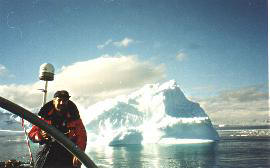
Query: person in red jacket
28,90,87,168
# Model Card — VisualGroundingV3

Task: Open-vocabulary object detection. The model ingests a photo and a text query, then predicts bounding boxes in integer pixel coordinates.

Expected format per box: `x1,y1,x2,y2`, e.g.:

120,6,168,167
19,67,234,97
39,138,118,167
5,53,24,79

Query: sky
0,0,268,125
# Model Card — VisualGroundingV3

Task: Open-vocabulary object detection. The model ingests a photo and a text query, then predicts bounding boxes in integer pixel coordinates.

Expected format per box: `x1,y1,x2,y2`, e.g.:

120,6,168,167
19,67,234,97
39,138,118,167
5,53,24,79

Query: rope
21,115,34,166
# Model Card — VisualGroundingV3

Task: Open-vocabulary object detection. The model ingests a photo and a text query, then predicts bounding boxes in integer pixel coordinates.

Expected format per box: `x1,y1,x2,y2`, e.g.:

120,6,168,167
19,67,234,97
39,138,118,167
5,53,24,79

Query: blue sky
0,0,268,124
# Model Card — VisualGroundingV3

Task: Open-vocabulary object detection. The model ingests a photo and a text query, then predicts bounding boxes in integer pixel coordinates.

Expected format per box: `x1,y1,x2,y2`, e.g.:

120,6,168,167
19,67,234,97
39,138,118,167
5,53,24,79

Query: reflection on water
156,143,218,168
87,143,218,168
86,139,270,168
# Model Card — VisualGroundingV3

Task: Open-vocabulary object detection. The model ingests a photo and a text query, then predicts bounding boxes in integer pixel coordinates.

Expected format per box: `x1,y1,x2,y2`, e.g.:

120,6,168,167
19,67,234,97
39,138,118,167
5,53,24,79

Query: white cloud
0,55,166,109
0,64,14,78
113,38,134,47
176,51,187,62
97,38,135,49
97,39,113,49
194,85,269,125
0,64,7,76
0,83,43,110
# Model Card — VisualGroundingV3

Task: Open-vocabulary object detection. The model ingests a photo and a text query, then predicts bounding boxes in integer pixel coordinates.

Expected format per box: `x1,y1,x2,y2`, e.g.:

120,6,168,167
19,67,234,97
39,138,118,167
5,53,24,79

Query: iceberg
82,80,219,146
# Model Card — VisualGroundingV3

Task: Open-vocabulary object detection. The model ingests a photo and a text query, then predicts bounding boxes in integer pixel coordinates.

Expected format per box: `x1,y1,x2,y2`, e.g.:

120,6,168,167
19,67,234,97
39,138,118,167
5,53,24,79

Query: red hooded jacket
28,100,87,151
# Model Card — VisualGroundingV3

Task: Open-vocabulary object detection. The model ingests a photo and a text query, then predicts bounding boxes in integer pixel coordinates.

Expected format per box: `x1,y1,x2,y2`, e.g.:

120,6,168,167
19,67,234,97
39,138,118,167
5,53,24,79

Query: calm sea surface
0,133,269,168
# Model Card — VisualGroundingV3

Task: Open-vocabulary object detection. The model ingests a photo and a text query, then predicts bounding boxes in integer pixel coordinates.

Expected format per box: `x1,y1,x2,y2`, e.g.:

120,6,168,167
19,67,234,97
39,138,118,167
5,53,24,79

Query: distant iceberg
82,80,219,146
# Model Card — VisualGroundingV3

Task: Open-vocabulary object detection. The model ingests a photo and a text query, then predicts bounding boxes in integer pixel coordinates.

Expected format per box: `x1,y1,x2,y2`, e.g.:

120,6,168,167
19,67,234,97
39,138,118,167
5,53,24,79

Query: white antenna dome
39,63,55,81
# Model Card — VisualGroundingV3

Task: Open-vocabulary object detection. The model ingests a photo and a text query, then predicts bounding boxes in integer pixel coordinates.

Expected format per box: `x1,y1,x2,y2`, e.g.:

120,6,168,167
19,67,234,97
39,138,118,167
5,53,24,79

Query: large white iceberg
82,80,219,146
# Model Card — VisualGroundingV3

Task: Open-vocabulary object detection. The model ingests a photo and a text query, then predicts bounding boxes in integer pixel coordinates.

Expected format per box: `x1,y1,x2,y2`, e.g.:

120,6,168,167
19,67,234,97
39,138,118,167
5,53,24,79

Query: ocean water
0,131,269,168
87,138,270,168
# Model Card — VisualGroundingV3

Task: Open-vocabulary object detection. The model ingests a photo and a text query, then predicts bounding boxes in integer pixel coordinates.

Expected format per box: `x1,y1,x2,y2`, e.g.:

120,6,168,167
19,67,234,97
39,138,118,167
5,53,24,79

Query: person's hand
40,130,50,140
73,156,81,167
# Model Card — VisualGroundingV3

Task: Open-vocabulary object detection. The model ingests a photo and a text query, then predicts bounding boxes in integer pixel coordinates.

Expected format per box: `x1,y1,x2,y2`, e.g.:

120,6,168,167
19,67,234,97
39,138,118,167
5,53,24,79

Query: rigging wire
21,115,34,166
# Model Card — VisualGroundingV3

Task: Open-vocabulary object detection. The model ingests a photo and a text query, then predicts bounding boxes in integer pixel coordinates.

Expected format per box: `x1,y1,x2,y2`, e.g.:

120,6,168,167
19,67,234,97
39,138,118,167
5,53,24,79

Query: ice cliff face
82,80,219,146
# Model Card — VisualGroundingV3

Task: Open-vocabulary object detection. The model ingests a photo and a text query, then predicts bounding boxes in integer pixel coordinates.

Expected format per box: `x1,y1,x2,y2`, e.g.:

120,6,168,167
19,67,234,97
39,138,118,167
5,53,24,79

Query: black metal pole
0,96,98,168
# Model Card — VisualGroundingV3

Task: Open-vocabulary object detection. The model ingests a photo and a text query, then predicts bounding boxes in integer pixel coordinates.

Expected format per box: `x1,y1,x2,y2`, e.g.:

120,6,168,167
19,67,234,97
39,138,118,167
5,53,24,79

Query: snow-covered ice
80,80,220,146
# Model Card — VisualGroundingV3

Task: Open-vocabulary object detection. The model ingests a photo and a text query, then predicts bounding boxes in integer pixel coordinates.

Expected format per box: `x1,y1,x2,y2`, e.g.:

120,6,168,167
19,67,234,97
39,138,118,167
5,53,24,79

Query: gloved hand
40,130,51,141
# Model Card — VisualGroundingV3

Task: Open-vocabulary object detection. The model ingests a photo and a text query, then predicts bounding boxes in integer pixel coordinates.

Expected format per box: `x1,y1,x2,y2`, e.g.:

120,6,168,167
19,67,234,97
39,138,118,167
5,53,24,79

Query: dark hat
54,90,71,99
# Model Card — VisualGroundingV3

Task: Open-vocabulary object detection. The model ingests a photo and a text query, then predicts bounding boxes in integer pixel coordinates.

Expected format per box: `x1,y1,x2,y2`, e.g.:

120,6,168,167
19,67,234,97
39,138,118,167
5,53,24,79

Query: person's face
53,97,68,111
